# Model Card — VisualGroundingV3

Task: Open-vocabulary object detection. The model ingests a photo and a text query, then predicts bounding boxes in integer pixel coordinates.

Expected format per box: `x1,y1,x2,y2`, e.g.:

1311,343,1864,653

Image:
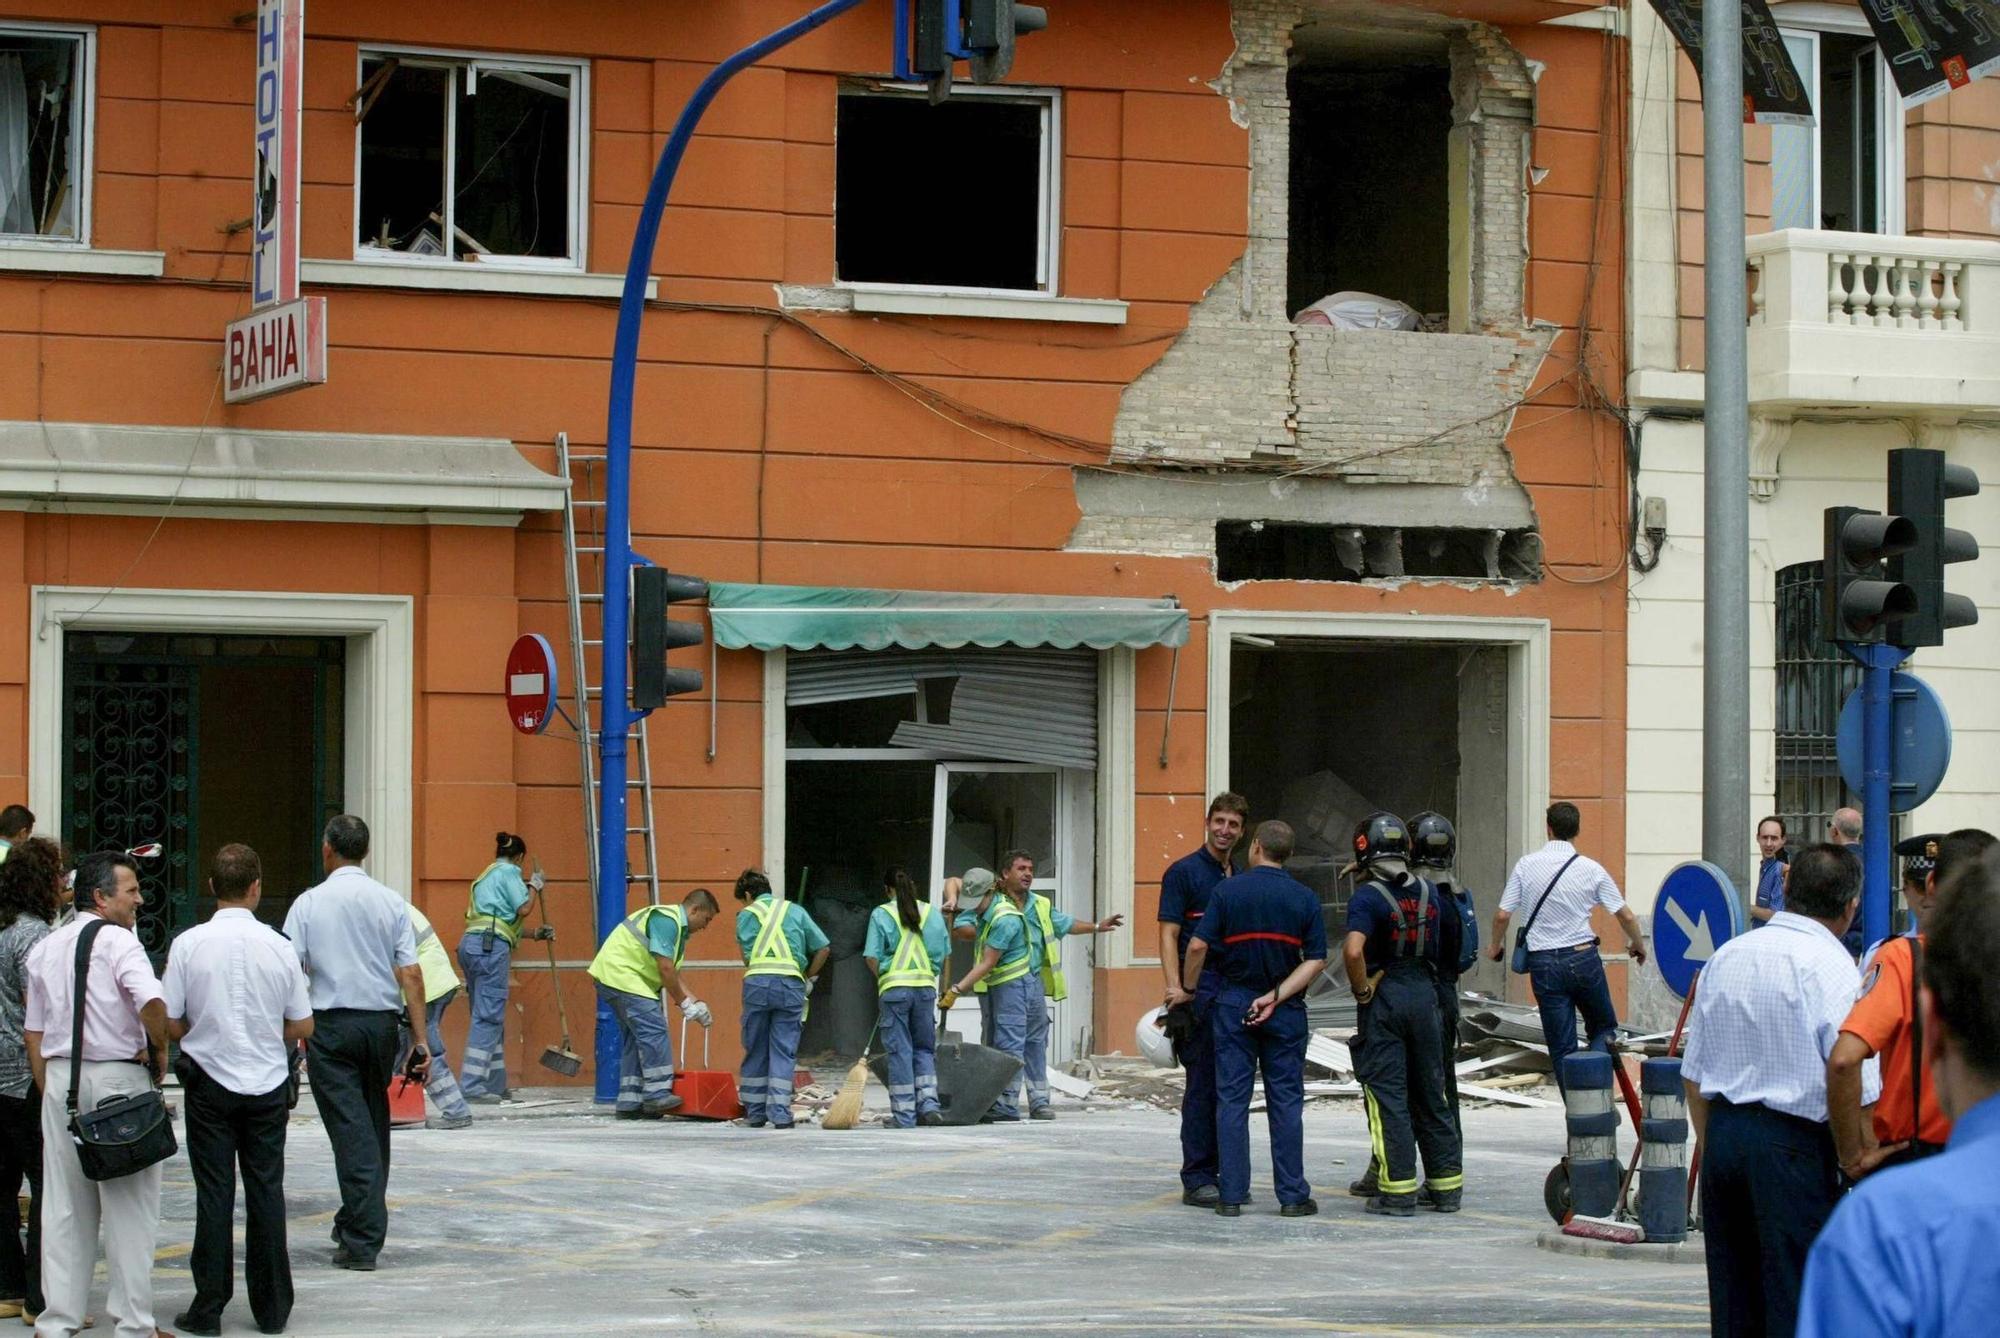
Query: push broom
823,1025,878,1130
532,868,585,1078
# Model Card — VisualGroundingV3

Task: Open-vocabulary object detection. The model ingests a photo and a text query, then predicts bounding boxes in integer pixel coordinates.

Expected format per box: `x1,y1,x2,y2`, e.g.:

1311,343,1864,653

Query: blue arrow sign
1653,861,1744,1001
1837,670,1952,815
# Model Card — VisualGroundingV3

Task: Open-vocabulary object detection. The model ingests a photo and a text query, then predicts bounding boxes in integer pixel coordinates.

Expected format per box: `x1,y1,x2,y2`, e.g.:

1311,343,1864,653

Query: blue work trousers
985,973,1050,1119
456,934,513,1097
1212,986,1311,1208
1178,979,1220,1193
739,975,805,1127
877,986,941,1127
600,985,675,1112
1527,945,1618,1090
397,990,471,1119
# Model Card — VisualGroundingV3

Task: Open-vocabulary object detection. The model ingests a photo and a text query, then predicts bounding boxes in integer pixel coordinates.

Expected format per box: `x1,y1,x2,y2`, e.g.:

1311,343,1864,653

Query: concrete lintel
1074,469,1538,533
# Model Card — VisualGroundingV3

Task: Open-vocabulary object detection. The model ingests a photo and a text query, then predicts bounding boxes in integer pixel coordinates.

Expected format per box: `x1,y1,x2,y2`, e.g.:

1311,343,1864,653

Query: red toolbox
671,1016,742,1121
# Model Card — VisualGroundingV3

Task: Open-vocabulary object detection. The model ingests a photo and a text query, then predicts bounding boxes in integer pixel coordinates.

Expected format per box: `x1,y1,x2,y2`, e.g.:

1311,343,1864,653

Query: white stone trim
0,247,164,277
779,283,1128,326
303,259,655,300
1097,647,1138,969
761,648,788,893
29,587,416,898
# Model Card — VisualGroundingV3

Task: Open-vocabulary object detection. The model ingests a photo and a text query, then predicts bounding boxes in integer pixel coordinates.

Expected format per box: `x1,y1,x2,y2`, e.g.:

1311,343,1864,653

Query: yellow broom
822,1027,877,1130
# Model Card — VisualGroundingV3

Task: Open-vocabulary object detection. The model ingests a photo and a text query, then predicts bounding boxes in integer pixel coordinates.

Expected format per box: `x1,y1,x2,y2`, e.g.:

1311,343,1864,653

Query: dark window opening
0,30,83,239
836,93,1046,290
1217,521,1541,583
1287,32,1453,320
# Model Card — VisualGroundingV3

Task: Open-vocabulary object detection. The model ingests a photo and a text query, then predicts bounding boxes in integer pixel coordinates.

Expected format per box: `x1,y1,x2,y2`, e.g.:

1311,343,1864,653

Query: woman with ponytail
457,831,551,1102
862,868,950,1127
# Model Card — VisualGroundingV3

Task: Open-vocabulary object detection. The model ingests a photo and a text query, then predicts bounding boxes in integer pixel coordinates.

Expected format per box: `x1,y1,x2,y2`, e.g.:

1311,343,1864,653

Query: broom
822,1026,878,1130
532,869,585,1078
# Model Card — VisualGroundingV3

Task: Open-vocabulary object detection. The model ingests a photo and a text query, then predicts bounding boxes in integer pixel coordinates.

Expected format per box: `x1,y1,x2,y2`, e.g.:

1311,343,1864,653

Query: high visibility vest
1027,893,1069,1003
588,904,686,997
743,897,805,980
464,860,525,947
974,901,1031,992
877,903,941,994
408,905,460,1004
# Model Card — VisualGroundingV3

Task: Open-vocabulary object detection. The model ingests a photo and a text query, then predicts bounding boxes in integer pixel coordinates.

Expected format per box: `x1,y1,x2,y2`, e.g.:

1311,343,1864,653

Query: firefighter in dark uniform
1410,811,1474,1133
1344,812,1463,1215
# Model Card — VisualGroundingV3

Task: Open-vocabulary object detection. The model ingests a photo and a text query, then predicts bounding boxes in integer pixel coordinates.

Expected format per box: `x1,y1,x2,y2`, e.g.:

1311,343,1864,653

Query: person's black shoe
173,1312,222,1337
332,1245,377,1270
1215,1202,1242,1217
1182,1185,1221,1208
1418,1183,1463,1213
640,1095,684,1117
259,1324,289,1336
1348,1159,1380,1198
916,1111,944,1127
1364,1194,1417,1218
615,1108,647,1120
1029,1107,1056,1122
1279,1198,1320,1218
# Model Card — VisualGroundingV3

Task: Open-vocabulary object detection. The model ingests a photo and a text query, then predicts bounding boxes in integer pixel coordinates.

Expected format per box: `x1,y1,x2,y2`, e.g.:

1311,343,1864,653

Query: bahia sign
226,297,327,403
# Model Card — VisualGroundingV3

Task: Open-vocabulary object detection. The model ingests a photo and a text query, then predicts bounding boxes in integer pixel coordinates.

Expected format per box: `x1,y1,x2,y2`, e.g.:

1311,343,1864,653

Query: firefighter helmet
1352,812,1410,867
1408,811,1457,869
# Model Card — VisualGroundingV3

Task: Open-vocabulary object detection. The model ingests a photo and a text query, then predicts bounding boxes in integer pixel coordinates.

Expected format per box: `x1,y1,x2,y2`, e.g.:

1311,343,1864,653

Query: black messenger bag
65,919,178,1182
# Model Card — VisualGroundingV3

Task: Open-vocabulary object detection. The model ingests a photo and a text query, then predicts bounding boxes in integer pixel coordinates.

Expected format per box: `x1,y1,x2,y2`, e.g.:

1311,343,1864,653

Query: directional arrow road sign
1652,861,1744,1001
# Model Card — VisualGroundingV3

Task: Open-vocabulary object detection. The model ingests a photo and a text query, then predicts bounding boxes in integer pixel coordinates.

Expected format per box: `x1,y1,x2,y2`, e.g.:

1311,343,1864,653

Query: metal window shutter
787,648,1098,769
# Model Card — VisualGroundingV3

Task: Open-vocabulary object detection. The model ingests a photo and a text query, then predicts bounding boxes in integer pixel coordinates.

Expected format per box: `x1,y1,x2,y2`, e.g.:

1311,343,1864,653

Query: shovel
532,872,584,1078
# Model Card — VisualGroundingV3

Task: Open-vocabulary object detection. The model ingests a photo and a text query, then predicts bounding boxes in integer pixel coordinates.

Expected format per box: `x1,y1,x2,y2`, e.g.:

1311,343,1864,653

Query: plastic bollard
1636,1057,1689,1242
1561,1051,1620,1219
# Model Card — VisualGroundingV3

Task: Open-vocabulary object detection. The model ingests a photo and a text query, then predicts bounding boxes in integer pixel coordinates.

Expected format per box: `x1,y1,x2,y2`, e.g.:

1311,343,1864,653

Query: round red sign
504,634,559,736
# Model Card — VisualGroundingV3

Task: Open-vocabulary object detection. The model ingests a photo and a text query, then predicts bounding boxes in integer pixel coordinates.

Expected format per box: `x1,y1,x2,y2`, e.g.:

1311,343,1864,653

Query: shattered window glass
356,54,577,264
0,29,85,241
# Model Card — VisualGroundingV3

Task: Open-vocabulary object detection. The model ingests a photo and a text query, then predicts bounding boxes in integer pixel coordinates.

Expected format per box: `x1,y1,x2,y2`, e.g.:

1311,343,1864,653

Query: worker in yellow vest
457,832,553,1102
587,888,719,1119
942,851,1123,1121
733,869,829,1129
864,869,952,1128
400,904,474,1129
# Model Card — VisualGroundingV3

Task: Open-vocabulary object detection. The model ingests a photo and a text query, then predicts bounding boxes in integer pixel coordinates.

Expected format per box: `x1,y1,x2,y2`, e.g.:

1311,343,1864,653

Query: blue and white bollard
1561,1051,1620,1219
1636,1057,1689,1242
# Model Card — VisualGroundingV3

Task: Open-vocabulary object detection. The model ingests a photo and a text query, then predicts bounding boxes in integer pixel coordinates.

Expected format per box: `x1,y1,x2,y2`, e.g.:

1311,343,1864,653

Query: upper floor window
835,86,1058,293
0,24,89,243
1770,24,1905,235
355,50,586,267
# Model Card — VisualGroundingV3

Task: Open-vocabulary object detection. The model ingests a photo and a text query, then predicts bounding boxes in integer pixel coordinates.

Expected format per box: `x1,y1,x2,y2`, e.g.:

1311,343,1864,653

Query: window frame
0,20,95,250
1769,5,1908,236
350,44,590,272
833,81,1063,298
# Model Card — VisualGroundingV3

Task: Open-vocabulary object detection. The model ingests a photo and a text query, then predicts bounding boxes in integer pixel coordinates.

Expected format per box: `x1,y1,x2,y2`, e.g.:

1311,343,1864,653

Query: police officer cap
1408,811,1456,869
1352,812,1410,867
1895,833,1942,878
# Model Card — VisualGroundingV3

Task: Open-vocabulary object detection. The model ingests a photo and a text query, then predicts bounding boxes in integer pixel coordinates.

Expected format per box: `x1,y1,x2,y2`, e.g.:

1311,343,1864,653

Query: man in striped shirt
1485,803,1646,1082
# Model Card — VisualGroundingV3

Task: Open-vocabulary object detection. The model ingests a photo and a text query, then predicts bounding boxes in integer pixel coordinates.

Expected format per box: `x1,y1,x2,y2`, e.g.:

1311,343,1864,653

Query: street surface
129,1088,1702,1336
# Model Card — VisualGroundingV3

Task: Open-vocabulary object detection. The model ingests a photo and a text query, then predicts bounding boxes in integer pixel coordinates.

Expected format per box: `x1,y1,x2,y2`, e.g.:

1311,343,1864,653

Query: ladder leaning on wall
556,431,664,919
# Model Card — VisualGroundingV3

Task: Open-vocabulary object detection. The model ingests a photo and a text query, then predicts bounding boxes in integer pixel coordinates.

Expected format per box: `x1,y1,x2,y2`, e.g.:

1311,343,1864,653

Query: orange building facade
0,0,1630,1080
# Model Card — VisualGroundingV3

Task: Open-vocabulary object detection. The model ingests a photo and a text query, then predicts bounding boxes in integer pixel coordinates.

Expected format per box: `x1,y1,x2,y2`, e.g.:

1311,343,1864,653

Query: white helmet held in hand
1136,1006,1176,1068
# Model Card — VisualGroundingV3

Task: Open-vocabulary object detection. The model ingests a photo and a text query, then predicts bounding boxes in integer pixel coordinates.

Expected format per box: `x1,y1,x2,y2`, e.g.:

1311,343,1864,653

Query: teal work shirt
954,900,1029,975
471,861,533,923
644,909,682,960
734,895,830,966
863,903,950,979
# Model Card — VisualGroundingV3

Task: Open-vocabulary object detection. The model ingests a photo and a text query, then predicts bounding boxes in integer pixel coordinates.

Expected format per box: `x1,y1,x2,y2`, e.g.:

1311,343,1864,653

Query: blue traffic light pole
1847,641,1909,951
594,0,871,1100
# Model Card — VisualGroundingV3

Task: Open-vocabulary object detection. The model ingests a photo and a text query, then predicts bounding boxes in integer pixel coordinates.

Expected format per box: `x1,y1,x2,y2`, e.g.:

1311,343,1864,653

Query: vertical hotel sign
227,0,326,403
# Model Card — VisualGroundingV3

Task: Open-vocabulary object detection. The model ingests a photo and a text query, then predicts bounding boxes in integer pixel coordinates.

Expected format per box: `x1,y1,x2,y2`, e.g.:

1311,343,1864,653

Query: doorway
61,632,346,961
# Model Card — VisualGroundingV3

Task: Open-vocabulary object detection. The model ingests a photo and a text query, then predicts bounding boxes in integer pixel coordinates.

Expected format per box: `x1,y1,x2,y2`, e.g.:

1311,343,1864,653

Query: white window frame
1770,4,1908,236
833,81,1063,298
0,20,94,251
352,45,590,272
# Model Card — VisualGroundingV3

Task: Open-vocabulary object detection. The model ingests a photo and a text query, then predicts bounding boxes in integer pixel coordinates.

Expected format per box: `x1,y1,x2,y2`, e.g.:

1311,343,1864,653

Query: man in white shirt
1486,802,1647,1086
163,845,312,1337
21,851,170,1338
1681,843,1870,1338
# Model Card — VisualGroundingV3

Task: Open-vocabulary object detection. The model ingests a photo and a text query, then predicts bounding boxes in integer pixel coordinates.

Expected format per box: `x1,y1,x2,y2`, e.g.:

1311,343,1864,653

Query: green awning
708,583,1188,653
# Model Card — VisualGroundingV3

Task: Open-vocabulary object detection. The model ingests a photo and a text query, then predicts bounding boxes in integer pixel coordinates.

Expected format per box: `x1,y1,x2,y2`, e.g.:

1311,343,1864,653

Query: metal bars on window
1774,560,1860,843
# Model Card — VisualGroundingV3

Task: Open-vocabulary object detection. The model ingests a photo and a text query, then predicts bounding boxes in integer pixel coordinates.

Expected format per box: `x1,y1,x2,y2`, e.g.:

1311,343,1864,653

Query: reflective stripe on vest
464,860,522,947
744,897,804,980
1029,894,1068,1004
590,903,684,997
974,901,1030,992
877,903,940,994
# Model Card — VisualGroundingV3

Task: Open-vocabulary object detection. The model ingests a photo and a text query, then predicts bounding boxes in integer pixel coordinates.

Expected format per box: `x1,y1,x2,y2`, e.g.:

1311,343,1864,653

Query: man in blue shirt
1182,820,1327,1218
1752,815,1787,926
1798,844,2000,1337
1157,792,1247,1207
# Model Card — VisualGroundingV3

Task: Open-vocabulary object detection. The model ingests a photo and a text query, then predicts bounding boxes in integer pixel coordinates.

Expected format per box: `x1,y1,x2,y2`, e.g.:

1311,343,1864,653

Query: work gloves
682,997,712,1028
939,987,961,1012
531,925,556,942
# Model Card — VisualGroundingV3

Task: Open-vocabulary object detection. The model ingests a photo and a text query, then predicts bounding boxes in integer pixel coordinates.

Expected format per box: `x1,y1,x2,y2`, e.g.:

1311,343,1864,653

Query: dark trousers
0,1088,43,1312
182,1060,292,1331
1212,987,1311,1208
1355,969,1461,1199
1527,945,1619,1089
1435,973,1462,1134
1177,982,1220,1193
1699,1099,1842,1338
307,1008,399,1261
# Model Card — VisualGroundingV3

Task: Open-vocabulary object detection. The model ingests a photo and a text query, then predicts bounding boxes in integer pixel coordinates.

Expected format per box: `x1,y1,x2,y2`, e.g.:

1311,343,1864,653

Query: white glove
682,998,712,1028
529,870,546,892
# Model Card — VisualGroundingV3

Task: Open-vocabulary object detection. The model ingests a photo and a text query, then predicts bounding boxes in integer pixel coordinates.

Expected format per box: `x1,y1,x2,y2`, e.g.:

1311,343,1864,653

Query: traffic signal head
1887,447,1980,649
966,1,1048,85
632,566,707,710
1822,506,1918,644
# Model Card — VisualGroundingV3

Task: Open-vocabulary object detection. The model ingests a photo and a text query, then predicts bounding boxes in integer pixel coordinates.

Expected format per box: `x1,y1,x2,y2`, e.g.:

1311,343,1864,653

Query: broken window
835,88,1055,291
1287,26,1453,322
1216,521,1542,583
355,52,582,265
0,27,87,242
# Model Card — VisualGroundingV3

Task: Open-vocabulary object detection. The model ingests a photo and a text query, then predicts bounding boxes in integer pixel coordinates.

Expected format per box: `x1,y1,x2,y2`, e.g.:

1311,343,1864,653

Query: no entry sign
505,634,559,735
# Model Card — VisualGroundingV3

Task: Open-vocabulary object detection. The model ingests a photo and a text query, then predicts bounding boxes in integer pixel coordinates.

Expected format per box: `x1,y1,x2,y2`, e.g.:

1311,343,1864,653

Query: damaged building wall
1081,0,1557,567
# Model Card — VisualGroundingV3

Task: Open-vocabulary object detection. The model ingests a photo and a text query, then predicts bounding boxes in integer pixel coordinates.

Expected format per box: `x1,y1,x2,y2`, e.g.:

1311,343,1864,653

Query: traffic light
631,566,707,709
965,1,1048,85
1887,447,1980,649
1822,506,1918,644
912,0,954,103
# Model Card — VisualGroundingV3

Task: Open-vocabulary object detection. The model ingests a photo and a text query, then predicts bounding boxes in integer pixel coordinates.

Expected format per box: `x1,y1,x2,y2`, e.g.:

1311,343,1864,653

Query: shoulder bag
66,919,178,1181
1509,854,1582,975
